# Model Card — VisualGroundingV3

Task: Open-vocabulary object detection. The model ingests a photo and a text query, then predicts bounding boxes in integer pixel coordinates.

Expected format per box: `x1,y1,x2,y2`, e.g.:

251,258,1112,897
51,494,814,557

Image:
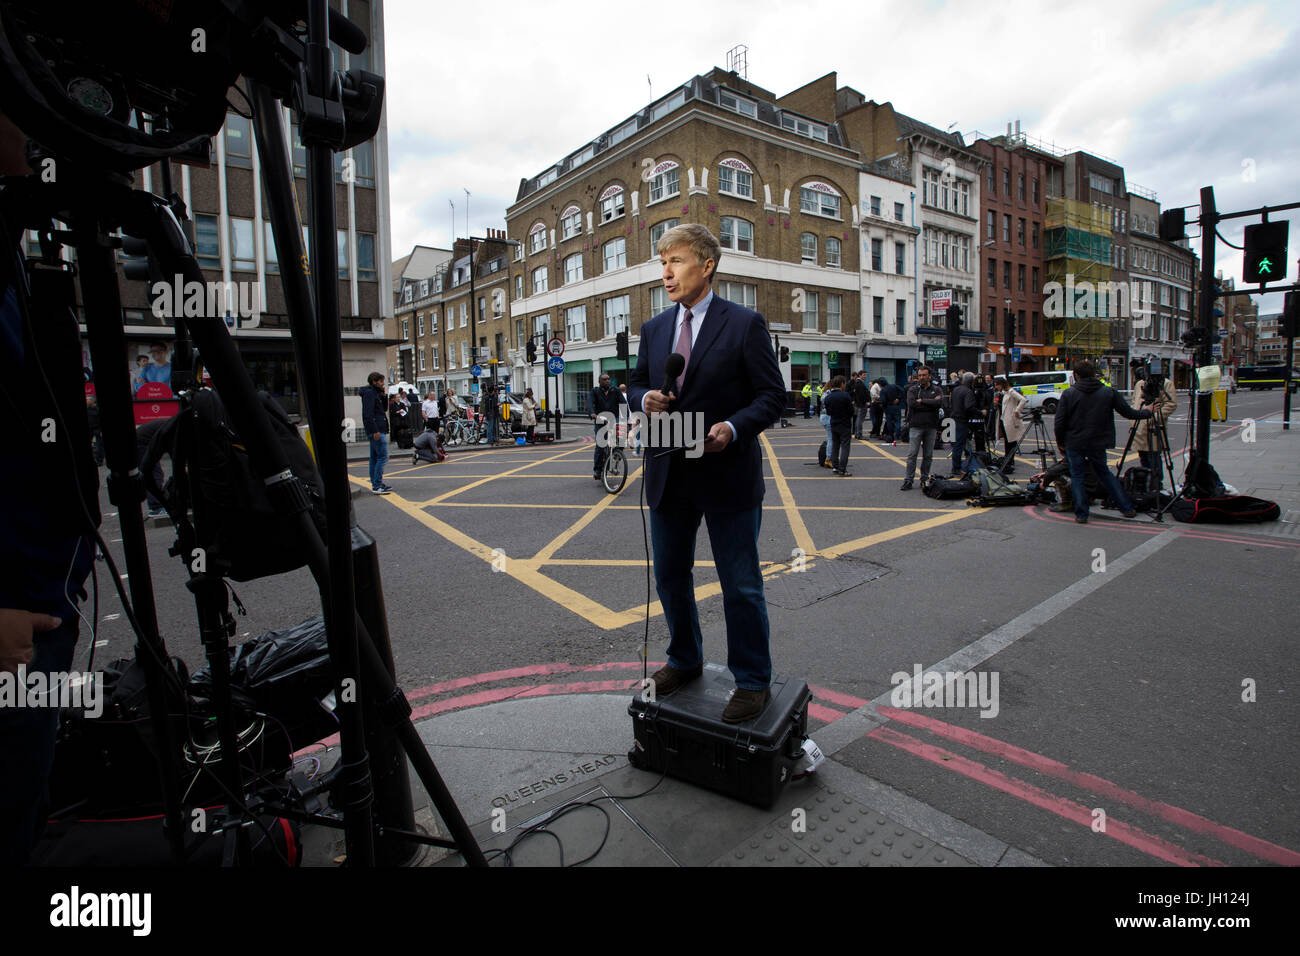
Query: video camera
1132,355,1167,404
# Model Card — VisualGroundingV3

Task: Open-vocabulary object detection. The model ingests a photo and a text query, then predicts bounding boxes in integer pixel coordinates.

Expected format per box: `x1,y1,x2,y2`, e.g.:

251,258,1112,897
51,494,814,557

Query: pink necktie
674,309,693,392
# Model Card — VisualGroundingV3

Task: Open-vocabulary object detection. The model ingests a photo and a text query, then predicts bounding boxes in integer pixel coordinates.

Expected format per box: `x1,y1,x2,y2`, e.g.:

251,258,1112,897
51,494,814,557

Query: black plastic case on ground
627,664,810,808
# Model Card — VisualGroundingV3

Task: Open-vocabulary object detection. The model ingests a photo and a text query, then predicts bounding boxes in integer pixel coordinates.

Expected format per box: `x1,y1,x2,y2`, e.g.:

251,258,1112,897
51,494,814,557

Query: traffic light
1158,208,1186,242
615,330,629,360
121,234,165,310
1211,277,1225,319
526,338,537,363
1242,221,1288,284
945,304,961,348
1283,292,1299,338
779,346,790,362
1004,311,1015,354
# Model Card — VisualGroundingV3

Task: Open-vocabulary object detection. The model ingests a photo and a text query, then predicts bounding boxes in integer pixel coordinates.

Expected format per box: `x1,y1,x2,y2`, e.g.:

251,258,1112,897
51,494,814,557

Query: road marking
867,726,1224,867
759,433,815,556
814,530,1181,754
532,460,646,563
819,509,976,558
425,445,585,504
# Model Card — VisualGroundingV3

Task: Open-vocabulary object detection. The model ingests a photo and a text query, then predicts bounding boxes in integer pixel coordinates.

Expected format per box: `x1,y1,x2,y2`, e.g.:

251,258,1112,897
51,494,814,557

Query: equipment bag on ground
1169,495,1280,524
923,474,978,500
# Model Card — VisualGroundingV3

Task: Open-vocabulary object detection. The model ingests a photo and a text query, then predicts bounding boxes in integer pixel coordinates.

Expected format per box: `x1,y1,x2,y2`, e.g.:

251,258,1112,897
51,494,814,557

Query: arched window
599,185,625,222
717,158,753,199
799,181,841,219
647,161,680,204
560,205,582,240
528,222,547,254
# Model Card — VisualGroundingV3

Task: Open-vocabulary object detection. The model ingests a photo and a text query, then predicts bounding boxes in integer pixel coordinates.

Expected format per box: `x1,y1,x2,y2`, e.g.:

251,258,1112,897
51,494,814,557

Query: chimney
1006,122,1012,137
1015,119,1021,137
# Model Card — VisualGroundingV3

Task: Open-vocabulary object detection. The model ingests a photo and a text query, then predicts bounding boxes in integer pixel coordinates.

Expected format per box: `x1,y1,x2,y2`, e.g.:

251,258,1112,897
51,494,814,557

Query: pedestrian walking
900,366,943,490
823,376,854,475
522,388,538,441
360,371,392,494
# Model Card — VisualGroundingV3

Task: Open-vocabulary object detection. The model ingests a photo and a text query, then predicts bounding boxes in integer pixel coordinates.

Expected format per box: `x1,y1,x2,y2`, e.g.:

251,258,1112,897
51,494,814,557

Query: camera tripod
1020,407,1058,472
1116,398,1178,522
0,0,484,866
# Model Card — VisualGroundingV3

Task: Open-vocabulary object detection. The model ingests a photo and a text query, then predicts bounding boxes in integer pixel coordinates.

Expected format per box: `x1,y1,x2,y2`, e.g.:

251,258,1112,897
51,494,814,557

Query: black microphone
661,352,686,399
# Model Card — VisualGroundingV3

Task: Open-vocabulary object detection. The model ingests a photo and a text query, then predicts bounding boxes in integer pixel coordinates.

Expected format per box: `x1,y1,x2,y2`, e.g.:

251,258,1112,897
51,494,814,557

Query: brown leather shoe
722,687,770,724
650,664,702,697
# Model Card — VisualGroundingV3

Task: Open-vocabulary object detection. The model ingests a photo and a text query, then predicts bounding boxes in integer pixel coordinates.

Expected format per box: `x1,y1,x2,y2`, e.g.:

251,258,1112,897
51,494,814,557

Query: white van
1007,371,1075,413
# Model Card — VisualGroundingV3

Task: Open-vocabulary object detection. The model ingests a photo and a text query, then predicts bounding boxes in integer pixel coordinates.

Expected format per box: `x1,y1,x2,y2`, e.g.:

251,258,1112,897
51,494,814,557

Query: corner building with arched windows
504,68,865,414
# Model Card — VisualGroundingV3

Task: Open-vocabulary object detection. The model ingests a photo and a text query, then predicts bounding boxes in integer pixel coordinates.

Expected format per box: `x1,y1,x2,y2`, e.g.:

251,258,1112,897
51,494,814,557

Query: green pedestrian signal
1243,221,1288,284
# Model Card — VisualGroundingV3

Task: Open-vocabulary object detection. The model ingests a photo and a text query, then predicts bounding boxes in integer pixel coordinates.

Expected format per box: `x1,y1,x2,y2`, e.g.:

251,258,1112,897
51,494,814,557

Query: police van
1007,370,1075,413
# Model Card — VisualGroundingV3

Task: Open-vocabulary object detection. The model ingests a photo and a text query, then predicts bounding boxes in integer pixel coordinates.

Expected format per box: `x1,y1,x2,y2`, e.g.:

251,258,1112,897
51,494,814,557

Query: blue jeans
1066,447,1134,518
0,617,79,865
487,416,497,443
650,502,771,690
884,406,901,440
369,433,389,489
820,412,832,450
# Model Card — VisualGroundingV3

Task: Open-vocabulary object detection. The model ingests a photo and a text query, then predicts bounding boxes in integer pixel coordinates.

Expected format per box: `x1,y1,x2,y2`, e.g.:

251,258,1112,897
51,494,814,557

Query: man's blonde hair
656,223,721,279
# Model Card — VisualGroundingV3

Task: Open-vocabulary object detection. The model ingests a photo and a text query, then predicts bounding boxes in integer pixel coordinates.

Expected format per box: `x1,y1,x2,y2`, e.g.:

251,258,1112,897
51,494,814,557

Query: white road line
816,530,1182,755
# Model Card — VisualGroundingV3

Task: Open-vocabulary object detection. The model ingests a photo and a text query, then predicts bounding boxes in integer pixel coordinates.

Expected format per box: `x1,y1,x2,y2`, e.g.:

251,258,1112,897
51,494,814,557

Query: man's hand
642,389,674,415
703,422,732,453
372,431,381,441
0,609,62,674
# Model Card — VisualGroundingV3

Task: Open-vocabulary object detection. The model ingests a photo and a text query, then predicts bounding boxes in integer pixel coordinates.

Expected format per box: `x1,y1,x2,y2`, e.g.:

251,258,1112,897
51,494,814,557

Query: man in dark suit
628,224,785,723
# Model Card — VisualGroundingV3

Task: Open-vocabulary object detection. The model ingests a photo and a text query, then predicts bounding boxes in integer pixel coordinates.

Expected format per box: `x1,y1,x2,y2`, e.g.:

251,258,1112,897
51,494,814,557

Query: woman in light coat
995,377,1028,473
521,388,538,441
1132,376,1176,488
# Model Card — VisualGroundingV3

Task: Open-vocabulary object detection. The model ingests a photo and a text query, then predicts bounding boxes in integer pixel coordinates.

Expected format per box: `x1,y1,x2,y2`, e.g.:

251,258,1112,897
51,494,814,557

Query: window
799,184,840,218
802,232,817,262
720,217,753,253
1018,173,1025,200
569,144,594,169
533,315,549,340
401,319,409,340
1032,267,1039,292
872,296,883,334
870,196,882,217
650,285,671,314
989,308,997,337
1002,214,1011,242
603,237,626,272
195,215,220,267
895,241,905,275
959,235,970,272
896,300,906,335
894,202,905,222
649,89,686,122
781,114,828,142
565,305,587,342
603,295,630,338
529,225,547,254
460,341,469,367
717,159,753,199
1031,221,1040,249
1018,264,1026,292
1003,262,1011,288
802,292,818,331
871,238,882,271
231,217,255,271
986,164,994,194
561,207,582,240
1017,218,1026,246
478,296,486,323
224,113,251,167
460,302,468,328
719,89,757,118
987,211,995,239
1003,168,1010,195
418,313,424,336
715,281,757,309
419,348,426,372
350,140,375,187
649,218,679,252
430,309,438,333
564,253,584,284
1032,178,1040,205
336,229,349,278
532,266,548,293
1032,311,1039,337
432,346,440,370
599,186,625,222
647,162,680,203
826,237,841,268
827,294,842,333
608,118,638,148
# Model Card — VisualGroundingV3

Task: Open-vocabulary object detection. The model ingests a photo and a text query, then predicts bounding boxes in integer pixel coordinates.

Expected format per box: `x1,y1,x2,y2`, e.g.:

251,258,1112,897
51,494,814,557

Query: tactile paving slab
711,787,975,867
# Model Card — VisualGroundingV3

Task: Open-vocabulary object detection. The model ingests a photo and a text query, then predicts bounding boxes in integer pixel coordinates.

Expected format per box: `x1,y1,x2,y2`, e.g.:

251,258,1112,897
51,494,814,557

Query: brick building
504,68,863,413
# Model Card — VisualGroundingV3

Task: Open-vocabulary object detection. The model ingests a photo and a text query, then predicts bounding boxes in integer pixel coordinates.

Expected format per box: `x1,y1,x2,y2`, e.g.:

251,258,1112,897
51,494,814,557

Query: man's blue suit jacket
627,295,785,512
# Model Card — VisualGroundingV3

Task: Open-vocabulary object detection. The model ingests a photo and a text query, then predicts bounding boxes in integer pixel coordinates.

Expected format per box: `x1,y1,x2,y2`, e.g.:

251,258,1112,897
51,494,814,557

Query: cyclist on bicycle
589,373,625,480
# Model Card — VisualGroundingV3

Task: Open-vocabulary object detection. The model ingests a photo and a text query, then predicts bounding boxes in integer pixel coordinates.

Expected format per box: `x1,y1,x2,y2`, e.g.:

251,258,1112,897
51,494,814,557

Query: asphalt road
80,385,1298,866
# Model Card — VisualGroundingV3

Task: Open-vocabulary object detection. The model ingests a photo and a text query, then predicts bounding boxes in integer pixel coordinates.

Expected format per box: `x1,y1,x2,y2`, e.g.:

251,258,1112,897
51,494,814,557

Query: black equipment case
627,664,811,808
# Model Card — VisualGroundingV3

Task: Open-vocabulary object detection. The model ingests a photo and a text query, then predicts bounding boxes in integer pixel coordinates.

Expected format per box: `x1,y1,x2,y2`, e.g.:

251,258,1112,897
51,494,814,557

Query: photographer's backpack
142,388,327,581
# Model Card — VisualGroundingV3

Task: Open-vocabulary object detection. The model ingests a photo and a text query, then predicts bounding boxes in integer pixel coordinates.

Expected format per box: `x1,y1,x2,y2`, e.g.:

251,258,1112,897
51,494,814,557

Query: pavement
291,402,1297,869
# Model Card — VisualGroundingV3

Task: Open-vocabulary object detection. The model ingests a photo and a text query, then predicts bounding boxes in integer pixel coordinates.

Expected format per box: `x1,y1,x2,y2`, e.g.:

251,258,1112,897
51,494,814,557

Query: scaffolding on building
1044,198,1117,356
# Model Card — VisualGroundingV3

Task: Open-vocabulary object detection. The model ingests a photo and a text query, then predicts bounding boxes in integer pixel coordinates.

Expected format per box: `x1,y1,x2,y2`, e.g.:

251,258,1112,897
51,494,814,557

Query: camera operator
948,371,979,475
0,109,102,864
1131,360,1176,489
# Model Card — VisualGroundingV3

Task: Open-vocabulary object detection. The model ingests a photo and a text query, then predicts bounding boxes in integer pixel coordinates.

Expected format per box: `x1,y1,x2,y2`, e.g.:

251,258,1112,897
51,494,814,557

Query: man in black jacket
901,366,944,489
849,371,869,439
359,371,392,494
880,379,903,442
589,373,625,479
949,372,978,475
823,376,854,475
1054,360,1152,523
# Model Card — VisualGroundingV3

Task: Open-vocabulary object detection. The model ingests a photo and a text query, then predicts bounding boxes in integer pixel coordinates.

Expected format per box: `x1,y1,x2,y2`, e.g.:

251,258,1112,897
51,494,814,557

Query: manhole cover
764,557,888,609
958,529,1013,542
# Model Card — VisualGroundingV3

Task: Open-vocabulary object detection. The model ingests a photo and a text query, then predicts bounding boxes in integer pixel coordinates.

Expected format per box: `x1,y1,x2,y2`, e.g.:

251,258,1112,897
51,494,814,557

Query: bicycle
600,420,627,494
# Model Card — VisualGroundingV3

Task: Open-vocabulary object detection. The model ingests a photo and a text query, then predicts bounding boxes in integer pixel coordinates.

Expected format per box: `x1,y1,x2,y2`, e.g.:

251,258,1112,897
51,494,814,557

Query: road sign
471,364,483,377
1012,347,1022,361
547,356,565,375
827,350,839,364
546,337,565,358
1212,343,1223,358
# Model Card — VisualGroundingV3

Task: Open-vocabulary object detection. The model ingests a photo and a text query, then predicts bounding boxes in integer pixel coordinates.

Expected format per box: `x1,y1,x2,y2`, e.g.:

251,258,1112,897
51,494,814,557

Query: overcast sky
383,0,1298,313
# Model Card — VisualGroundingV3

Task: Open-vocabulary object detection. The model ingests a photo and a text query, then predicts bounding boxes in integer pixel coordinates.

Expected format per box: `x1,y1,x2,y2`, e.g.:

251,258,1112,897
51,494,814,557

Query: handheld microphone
661,352,686,399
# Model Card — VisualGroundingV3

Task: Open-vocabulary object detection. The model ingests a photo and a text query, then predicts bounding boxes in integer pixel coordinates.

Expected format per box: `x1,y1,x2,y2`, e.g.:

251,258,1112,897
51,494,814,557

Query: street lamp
1004,297,1012,374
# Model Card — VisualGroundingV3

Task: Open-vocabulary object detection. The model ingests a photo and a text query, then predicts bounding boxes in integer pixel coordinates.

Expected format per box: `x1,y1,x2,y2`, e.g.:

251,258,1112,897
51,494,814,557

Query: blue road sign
471,364,483,377
547,356,565,375
1012,347,1022,360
